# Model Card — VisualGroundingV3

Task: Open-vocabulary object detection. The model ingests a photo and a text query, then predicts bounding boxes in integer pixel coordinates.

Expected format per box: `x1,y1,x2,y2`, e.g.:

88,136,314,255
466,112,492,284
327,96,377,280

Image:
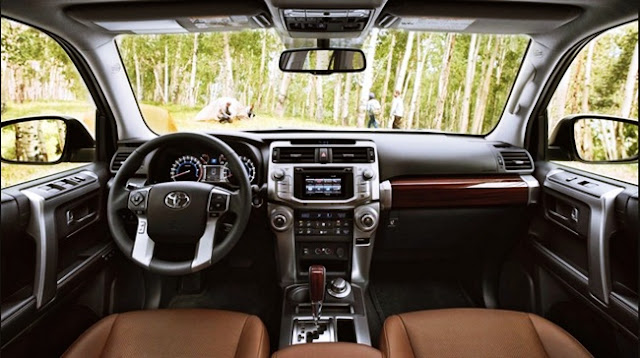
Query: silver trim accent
351,202,380,286
191,187,230,270
21,170,100,309
21,189,51,309
267,141,380,208
543,169,624,305
520,174,540,205
191,216,219,270
327,278,352,299
269,204,297,285
379,180,392,210
131,217,154,266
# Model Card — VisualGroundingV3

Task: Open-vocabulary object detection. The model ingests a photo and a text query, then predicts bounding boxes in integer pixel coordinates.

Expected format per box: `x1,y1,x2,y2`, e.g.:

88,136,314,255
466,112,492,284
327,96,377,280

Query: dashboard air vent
110,150,133,172
272,147,316,163
332,147,374,163
499,150,533,171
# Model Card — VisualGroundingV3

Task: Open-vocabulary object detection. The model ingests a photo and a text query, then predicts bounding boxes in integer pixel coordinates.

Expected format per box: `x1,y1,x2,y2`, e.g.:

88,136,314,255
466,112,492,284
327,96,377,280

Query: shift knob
308,265,326,324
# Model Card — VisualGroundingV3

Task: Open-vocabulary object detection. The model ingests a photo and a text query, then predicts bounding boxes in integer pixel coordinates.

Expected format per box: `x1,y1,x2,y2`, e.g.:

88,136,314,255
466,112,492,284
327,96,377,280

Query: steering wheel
107,132,251,275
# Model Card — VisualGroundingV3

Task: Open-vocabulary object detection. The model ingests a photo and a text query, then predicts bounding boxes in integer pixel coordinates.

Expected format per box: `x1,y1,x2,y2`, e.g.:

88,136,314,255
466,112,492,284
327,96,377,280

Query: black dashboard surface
120,131,530,182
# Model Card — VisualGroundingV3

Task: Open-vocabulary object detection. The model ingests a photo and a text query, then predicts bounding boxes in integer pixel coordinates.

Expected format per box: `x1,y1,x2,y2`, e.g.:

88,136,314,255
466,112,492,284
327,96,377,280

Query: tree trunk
257,33,267,106
333,77,342,122
188,33,199,106
163,43,169,104
356,29,380,128
620,40,638,118
341,73,352,125
552,67,572,126
275,72,291,117
133,41,142,100
315,51,329,121
459,34,478,133
581,41,595,113
433,34,457,130
380,34,396,123
471,37,500,134
222,32,234,97
394,32,415,91
407,34,428,129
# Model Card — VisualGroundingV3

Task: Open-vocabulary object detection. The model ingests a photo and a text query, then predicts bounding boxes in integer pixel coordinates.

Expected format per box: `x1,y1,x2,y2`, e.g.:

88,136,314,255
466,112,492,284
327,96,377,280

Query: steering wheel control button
208,192,229,213
137,221,147,234
131,193,144,205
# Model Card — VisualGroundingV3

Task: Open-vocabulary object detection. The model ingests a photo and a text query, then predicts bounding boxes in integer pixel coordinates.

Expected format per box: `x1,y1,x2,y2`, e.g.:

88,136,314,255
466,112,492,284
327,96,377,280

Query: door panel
1,163,115,353
526,161,638,357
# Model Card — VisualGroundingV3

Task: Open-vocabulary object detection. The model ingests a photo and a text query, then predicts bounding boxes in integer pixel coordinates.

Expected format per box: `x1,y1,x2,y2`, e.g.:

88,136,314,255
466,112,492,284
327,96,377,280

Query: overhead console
265,0,387,39
282,9,371,33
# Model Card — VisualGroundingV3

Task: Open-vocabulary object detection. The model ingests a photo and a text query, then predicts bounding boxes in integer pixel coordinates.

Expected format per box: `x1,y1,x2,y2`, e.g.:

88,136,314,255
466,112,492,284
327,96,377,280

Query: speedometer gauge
219,154,256,184
170,155,203,182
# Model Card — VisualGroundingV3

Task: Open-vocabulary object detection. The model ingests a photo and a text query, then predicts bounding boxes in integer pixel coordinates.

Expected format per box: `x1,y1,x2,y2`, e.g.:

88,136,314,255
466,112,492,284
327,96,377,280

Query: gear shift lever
308,265,326,325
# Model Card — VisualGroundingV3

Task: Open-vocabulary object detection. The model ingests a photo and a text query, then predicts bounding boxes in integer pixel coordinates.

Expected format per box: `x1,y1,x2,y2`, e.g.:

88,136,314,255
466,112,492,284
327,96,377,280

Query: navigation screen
305,177,342,196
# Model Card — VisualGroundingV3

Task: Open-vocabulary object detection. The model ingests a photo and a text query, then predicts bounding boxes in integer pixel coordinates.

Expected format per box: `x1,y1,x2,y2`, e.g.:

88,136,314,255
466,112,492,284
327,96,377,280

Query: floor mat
369,279,475,320
367,262,477,347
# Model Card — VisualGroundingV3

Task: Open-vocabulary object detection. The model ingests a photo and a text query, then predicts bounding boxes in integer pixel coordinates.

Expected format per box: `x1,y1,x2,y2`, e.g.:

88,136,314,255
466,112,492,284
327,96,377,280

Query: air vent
110,150,133,172
332,147,374,163
272,147,316,163
499,150,533,171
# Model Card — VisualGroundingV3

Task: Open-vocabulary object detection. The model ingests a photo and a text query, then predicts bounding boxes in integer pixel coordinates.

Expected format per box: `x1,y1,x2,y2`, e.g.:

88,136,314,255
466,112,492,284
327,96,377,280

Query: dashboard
146,141,262,186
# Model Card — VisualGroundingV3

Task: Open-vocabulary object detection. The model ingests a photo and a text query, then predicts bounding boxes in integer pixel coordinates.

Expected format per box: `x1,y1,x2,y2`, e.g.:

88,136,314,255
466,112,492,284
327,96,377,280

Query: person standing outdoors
389,90,404,129
366,92,381,128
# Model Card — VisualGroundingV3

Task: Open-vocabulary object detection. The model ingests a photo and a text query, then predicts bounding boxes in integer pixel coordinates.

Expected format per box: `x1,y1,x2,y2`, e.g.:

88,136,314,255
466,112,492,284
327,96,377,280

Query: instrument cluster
148,144,259,186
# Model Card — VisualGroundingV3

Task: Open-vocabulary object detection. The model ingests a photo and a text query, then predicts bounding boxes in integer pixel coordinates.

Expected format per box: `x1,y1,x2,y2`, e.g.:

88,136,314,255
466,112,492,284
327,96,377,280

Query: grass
146,101,346,133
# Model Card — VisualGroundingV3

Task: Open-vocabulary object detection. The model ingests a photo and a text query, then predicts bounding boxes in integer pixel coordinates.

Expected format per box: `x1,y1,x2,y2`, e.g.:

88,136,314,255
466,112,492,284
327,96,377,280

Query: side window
548,22,638,184
1,19,95,188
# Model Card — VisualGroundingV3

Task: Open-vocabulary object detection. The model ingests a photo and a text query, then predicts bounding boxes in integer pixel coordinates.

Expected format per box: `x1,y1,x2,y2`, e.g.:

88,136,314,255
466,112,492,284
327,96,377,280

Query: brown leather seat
272,342,382,358
380,308,592,358
63,309,269,358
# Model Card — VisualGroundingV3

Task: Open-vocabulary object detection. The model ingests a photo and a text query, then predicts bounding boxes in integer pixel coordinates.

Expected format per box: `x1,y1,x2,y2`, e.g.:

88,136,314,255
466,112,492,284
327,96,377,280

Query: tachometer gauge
219,154,256,184
170,155,203,181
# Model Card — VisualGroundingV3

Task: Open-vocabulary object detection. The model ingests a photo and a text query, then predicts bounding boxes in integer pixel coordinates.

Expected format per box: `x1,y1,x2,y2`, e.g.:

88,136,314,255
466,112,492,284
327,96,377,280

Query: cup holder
288,286,310,303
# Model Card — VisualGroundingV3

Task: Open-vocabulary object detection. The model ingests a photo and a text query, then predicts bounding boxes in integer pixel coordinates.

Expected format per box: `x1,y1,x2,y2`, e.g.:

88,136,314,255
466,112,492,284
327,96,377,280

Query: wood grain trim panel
391,176,528,208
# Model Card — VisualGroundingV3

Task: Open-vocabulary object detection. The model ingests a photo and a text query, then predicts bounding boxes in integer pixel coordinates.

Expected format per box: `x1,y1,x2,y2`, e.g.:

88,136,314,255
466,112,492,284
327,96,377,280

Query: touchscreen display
305,177,342,196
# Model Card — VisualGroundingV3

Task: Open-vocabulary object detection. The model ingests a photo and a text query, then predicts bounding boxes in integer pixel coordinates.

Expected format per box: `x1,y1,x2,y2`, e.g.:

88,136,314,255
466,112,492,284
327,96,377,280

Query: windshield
116,30,529,134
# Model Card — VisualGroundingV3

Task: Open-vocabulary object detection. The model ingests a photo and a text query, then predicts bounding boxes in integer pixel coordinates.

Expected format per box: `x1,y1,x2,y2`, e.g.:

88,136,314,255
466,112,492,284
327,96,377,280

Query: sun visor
66,1,272,34
377,2,582,34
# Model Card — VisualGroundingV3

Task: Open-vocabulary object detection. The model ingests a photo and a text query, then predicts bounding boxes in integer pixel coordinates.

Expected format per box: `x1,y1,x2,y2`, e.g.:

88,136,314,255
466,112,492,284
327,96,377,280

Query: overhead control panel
282,9,371,32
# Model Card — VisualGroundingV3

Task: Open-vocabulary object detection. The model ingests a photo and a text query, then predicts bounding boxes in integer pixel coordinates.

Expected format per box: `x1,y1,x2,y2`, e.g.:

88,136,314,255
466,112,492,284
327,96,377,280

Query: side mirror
1,116,95,164
279,48,366,75
549,114,638,163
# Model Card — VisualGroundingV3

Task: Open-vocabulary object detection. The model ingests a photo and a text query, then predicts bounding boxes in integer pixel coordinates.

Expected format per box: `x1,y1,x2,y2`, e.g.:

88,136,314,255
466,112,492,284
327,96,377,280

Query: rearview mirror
279,48,366,74
1,116,95,164
549,115,638,163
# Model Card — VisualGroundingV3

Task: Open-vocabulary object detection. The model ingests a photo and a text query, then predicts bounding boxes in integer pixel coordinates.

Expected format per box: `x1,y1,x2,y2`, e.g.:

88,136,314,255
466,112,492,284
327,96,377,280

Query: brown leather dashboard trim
391,176,528,208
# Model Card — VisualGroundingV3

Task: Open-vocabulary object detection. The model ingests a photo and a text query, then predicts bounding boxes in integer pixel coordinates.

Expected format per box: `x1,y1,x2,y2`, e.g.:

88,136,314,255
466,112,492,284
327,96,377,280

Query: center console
267,140,380,348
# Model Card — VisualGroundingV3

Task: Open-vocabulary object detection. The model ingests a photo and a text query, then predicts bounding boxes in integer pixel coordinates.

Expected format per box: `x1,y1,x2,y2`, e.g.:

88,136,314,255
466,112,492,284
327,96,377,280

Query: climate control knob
361,214,375,229
362,169,374,180
272,214,288,230
272,169,285,180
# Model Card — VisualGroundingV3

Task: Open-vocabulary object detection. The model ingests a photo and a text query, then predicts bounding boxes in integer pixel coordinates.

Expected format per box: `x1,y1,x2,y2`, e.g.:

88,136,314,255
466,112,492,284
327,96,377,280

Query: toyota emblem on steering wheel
164,191,190,209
